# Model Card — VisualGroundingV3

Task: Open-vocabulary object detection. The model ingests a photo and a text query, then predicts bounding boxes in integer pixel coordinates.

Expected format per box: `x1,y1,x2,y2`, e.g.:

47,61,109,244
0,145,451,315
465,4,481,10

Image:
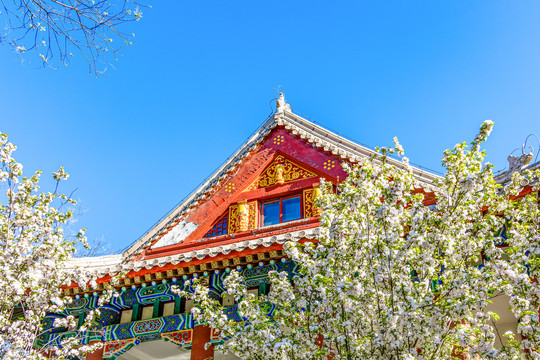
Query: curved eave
66,254,123,272
494,160,540,186
69,226,320,279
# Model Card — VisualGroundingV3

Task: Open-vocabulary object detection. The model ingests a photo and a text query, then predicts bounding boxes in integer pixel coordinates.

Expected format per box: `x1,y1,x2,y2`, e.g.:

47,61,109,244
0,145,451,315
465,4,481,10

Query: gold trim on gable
244,155,317,191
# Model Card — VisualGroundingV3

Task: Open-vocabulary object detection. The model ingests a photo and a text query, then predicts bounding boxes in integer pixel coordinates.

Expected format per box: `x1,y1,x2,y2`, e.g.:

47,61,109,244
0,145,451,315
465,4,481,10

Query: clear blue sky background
1,1,540,254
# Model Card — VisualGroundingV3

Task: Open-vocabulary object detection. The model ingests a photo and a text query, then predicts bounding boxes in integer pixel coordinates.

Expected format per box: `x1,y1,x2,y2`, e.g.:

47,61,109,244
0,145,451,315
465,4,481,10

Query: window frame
203,213,228,238
260,194,303,227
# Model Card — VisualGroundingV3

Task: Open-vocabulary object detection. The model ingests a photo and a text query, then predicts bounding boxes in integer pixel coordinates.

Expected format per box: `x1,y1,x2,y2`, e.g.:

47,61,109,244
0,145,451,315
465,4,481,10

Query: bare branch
0,0,146,75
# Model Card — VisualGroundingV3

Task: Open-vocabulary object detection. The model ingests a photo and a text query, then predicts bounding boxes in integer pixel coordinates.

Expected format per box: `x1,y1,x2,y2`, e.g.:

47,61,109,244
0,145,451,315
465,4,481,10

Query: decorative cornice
68,227,320,278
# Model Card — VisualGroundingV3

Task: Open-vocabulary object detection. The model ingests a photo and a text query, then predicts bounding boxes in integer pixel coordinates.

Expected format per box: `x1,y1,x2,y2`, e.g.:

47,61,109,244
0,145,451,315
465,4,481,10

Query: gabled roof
120,94,439,261
68,94,441,277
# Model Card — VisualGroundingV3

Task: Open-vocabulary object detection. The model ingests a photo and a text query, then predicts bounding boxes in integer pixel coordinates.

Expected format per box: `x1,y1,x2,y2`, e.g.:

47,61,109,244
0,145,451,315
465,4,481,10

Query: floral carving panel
228,201,258,234
244,155,317,191
303,188,319,218
103,339,140,359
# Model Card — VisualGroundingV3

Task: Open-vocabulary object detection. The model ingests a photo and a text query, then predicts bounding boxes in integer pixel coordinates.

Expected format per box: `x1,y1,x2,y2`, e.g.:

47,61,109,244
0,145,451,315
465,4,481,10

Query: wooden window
203,214,228,238
261,195,302,227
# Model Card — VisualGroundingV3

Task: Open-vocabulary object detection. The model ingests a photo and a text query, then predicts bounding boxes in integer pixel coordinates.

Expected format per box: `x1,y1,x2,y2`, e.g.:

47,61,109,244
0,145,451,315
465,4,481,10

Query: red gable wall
137,127,348,260
263,128,348,180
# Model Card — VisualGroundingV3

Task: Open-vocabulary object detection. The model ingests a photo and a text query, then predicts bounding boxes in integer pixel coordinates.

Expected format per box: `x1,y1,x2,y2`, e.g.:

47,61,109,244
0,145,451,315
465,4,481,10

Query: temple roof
68,227,319,278
69,93,441,277
121,94,439,258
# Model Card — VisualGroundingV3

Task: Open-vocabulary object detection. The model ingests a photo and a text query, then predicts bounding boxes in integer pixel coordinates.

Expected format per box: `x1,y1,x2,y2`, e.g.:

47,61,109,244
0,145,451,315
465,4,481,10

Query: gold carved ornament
228,201,258,233
244,155,317,191
248,201,258,229
303,186,322,218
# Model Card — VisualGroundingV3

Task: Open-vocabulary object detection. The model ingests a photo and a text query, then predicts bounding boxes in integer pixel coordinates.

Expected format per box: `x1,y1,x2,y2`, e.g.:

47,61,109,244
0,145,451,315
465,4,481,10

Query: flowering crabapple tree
0,133,113,359
186,121,540,360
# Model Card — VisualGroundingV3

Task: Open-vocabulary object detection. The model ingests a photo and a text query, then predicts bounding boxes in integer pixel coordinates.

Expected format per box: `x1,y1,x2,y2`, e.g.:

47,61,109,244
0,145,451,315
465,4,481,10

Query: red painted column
316,334,334,359
85,342,104,360
191,325,214,360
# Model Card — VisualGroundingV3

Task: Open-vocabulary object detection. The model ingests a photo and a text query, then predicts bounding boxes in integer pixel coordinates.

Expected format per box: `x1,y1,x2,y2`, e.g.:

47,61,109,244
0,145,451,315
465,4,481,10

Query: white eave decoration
75,227,320,277
66,254,123,271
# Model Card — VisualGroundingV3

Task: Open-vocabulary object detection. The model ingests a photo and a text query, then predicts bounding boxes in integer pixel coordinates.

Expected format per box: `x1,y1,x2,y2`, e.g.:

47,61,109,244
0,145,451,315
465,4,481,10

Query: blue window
203,214,228,238
262,201,280,226
282,197,301,222
262,196,301,227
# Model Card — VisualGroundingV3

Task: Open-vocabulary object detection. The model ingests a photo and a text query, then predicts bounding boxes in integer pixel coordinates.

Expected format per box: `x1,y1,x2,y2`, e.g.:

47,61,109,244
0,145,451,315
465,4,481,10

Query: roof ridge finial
276,92,291,115
506,133,539,173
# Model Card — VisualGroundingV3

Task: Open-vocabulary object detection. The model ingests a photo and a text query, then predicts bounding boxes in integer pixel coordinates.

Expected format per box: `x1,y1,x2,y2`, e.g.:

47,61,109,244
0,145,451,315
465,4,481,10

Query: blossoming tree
0,133,109,359
186,121,540,359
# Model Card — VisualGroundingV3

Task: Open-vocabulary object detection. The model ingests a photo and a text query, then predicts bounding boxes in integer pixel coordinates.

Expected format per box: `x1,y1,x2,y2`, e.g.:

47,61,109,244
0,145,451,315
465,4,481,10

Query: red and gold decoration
210,328,222,342
224,182,236,193
323,159,336,170
228,200,258,233
273,134,285,145
161,329,193,346
303,186,322,218
244,155,317,191
103,339,140,359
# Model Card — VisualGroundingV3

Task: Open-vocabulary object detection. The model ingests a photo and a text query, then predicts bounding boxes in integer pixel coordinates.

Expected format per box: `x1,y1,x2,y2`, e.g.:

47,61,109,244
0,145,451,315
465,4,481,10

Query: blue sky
1,1,540,253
